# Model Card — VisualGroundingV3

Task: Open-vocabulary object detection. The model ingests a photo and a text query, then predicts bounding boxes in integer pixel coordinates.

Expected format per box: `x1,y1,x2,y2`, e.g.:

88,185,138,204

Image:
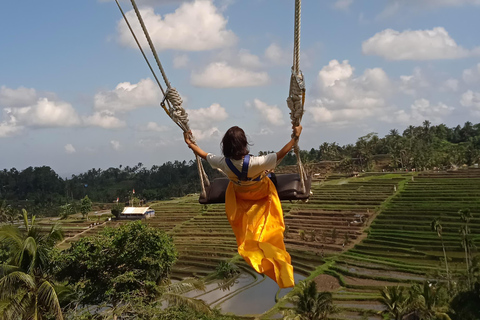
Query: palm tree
286,281,337,320
431,218,450,287
459,208,474,288
379,286,407,320
0,209,64,320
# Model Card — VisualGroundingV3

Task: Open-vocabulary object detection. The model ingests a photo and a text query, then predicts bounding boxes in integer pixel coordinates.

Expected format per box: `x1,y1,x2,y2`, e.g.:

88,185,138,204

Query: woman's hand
183,131,208,159
184,130,193,146
293,125,303,139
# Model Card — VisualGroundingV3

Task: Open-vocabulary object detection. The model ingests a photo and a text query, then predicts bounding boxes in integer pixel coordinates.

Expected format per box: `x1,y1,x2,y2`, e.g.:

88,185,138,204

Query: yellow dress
225,176,294,288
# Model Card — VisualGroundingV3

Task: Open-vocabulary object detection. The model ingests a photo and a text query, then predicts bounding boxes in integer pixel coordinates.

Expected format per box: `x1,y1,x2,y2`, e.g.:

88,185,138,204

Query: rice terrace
3,164,479,319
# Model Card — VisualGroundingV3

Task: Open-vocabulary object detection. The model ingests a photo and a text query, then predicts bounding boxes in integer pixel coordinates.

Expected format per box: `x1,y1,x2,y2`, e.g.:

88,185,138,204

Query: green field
29,168,480,319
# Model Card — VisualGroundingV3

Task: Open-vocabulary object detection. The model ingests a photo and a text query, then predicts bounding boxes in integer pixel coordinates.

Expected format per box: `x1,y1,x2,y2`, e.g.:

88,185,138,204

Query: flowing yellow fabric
225,177,294,288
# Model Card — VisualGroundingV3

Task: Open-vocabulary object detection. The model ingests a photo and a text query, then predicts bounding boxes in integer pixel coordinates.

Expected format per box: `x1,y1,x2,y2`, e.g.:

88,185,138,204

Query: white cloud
173,54,189,69
117,1,236,51
460,90,480,116
309,60,392,124
191,127,222,141
362,27,479,60
94,78,161,113
0,121,22,138
188,103,228,128
399,68,430,96
191,62,270,88
318,60,354,87
389,99,455,125
142,121,169,132
264,43,291,66
0,86,38,108
377,0,480,19
64,144,76,154
250,99,285,126
462,63,480,84
215,49,262,68
187,103,228,140
237,49,262,69
111,140,121,151
443,78,459,92
5,98,81,128
333,0,354,10
83,111,126,129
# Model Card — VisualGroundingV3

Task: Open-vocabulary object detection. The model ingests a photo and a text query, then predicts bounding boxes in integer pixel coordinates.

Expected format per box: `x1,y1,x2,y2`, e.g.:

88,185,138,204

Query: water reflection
216,273,305,315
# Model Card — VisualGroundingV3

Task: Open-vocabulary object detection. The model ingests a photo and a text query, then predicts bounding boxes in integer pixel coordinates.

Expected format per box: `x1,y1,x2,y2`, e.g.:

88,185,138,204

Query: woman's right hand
293,125,303,139
184,130,193,145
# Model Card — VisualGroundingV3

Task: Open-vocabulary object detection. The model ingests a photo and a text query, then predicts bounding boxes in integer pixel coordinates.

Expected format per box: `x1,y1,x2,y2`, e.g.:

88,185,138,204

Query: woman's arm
276,125,303,160
184,131,208,159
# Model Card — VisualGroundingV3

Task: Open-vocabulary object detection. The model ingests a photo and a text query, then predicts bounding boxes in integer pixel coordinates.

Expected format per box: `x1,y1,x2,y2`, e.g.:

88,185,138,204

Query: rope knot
165,87,183,107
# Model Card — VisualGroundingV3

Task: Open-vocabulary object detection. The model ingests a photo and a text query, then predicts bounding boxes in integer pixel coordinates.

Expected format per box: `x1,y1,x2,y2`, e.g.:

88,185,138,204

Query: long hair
221,126,250,160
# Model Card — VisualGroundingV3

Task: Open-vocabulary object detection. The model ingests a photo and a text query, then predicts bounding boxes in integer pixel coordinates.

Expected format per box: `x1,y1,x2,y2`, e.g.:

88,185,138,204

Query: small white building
119,207,155,220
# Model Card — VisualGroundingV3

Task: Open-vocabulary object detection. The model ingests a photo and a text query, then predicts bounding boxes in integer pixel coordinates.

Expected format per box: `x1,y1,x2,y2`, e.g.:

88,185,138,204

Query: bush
55,221,177,307
215,261,240,279
111,203,124,219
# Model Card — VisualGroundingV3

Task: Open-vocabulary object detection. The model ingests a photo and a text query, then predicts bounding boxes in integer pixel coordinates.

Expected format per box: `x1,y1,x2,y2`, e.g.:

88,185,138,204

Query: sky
1,0,480,177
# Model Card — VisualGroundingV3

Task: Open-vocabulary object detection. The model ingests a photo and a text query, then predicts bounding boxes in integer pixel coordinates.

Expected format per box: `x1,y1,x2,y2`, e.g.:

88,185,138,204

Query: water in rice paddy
186,272,305,315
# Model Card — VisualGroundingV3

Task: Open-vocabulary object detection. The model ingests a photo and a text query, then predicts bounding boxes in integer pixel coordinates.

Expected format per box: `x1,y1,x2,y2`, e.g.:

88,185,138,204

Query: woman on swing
184,125,302,288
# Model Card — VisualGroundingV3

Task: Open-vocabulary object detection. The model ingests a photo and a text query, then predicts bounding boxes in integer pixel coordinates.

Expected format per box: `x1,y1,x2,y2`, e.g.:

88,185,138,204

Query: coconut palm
0,209,64,320
286,281,337,320
459,208,474,288
379,286,407,320
431,217,450,287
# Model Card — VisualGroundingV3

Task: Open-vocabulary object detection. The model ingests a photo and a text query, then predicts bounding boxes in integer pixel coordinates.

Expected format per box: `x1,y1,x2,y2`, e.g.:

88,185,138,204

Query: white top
206,153,277,186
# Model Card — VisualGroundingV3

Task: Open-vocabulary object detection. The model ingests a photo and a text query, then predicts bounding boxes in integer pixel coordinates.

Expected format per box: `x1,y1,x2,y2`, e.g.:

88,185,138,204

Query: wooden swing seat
199,173,312,204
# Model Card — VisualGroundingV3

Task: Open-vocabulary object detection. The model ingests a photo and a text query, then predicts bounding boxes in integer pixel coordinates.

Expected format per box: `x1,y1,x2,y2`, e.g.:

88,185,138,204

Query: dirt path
57,220,108,248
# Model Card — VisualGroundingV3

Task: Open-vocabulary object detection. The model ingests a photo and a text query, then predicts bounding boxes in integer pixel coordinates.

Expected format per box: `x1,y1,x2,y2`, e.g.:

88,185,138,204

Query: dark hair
221,126,250,160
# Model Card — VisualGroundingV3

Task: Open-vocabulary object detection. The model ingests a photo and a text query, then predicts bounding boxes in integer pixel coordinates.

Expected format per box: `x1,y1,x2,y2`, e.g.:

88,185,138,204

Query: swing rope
116,0,210,198
287,0,307,194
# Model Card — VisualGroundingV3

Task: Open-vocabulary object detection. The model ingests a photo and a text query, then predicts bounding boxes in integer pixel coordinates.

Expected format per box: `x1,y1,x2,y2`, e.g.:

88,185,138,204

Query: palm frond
0,288,33,320
165,278,206,295
0,271,35,299
37,280,64,320
20,236,38,274
46,224,64,245
0,264,20,278
22,209,30,233
162,292,211,314
0,225,23,253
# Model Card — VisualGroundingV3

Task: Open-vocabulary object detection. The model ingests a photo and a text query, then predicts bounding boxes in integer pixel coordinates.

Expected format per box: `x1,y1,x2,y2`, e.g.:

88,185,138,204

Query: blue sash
225,155,262,182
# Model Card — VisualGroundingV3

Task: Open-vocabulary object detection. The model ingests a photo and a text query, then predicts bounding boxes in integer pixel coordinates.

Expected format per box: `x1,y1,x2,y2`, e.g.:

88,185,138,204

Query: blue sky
1,0,480,177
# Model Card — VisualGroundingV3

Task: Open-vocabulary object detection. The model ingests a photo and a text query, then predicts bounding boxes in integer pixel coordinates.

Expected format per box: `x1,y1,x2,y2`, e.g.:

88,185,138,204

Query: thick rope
288,0,307,194
293,0,301,74
114,0,173,119
120,0,210,197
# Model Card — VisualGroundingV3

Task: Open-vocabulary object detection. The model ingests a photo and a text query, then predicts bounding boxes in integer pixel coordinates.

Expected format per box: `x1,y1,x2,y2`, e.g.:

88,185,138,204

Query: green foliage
379,286,407,320
59,203,76,220
215,261,240,279
65,304,237,320
0,209,64,320
80,195,92,220
55,221,177,307
286,280,338,320
449,282,480,320
111,203,124,219
299,229,306,241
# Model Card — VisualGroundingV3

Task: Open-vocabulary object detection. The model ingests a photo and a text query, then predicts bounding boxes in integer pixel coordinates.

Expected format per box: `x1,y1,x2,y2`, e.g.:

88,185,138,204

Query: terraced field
24,169,480,319
319,169,480,319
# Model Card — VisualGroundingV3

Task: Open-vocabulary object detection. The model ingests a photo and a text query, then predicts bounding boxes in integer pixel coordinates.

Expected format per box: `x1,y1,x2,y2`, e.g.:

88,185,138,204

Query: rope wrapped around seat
286,0,308,195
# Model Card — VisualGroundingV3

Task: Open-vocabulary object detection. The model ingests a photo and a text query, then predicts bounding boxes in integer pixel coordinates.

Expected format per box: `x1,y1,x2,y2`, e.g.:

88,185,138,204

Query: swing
116,0,311,204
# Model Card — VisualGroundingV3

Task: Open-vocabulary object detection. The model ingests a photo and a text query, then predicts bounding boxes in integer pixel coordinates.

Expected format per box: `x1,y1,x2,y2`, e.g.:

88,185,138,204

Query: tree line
0,121,479,216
